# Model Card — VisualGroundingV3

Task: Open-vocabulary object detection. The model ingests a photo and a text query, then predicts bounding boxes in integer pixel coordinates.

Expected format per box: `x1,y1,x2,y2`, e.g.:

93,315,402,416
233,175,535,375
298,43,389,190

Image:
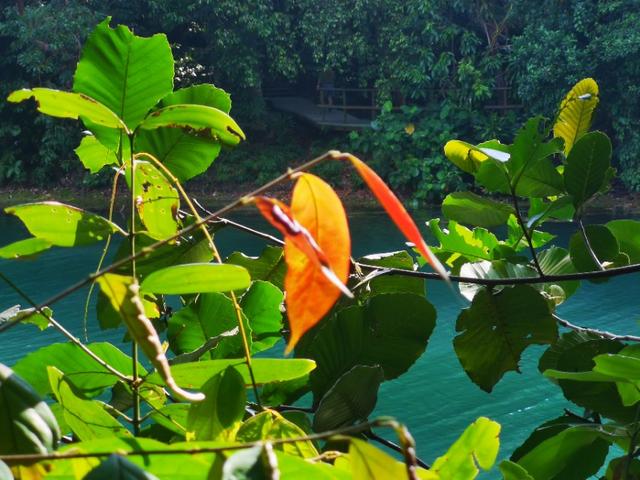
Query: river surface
1,208,639,473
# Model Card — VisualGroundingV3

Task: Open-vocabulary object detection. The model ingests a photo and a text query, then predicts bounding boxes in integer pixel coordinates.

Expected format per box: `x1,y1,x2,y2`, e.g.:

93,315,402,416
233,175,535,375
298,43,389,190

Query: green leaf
0,363,60,454
7,88,124,129
442,192,514,228
537,246,580,302
454,285,557,392
145,358,316,389
141,263,251,294
73,18,174,130
237,410,318,459
187,367,246,441
135,84,231,182
313,365,383,432
0,305,52,331
13,342,139,397
569,224,622,273
514,157,564,197
554,78,599,155
429,417,501,479
605,456,640,479
5,202,124,246
275,451,348,479
346,438,410,479
427,219,497,267
443,140,500,174
140,104,245,147
564,131,612,209
75,135,118,173
126,160,180,240
509,117,564,184
513,420,609,480
85,455,159,480
606,219,640,263
357,250,425,296
593,354,640,380
47,367,129,440
539,332,635,422
241,281,284,353
0,237,52,259
149,403,189,437
499,461,533,480
226,245,285,290
457,261,537,301
222,445,278,480
301,293,436,399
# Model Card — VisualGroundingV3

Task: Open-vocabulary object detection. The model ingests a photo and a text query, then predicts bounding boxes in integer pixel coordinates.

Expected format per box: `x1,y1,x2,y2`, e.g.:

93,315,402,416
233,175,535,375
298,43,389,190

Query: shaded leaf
606,219,640,263
0,363,60,454
564,131,612,209
226,246,285,289
454,285,557,392
569,224,622,273
85,454,159,480
5,202,124,246
222,445,279,480
357,250,424,296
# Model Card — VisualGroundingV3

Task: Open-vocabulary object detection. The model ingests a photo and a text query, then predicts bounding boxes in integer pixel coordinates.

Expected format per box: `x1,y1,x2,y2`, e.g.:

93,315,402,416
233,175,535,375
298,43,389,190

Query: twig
365,430,430,469
578,218,605,271
0,271,132,383
129,135,141,437
169,328,239,365
511,188,544,277
554,314,640,342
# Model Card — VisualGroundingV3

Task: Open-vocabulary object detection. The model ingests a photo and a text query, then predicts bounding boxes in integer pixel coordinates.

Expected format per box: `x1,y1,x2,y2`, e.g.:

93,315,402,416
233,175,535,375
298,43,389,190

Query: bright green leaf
0,238,52,259
442,192,514,228
75,136,118,173
141,263,251,294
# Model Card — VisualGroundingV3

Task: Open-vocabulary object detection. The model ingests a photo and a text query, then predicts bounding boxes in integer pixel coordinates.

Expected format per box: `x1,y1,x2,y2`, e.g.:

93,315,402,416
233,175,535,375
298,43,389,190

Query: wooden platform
265,96,372,130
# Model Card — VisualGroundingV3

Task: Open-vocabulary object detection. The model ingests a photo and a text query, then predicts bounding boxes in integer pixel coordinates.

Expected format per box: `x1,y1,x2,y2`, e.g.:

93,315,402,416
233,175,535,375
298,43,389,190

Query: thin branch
0,271,132,383
511,189,544,276
0,150,339,335
364,431,430,470
554,314,640,342
129,135,141,437
169,328,239,365
578,218,605,271
0,417,401,463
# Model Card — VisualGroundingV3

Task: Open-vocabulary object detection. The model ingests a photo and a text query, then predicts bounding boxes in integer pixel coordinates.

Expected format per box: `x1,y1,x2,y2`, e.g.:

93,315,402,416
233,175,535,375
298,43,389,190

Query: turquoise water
1,209,639,471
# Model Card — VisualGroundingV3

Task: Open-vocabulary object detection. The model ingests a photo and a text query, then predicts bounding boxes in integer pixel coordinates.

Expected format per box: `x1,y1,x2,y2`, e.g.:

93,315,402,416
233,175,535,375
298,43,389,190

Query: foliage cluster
3,17,640,480
5,0,640,197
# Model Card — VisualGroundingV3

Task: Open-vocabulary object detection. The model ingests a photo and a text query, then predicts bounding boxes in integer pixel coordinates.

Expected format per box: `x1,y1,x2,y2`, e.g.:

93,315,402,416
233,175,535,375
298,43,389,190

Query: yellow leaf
404,123,415,135
443,140,489,174
554,78,599,155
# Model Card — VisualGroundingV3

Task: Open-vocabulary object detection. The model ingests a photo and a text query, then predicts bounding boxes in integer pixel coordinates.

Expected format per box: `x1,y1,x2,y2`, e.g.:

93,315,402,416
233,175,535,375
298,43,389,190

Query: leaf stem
578,218,605,271
510,188,544,277
129,135,141,436
554,314,640,342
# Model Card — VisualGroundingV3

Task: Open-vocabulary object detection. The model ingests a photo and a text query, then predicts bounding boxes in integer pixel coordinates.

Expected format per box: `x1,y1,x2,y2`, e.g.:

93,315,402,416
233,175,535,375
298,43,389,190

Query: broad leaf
145,358,316,389
427,219,497,267
0,363,60,454
226,245,285,289
427,417,500,479
569,224,623,273
357,250,425,296
47,367,129,440
222,445,279,480
85,455,159,480
7,88,124,129
236,410,318,459
564,131,612,209
345,438,411,479
241,281,284,353
606,219,640,263
499,461,533,480
313,365,383,432
301,293,436,399
140,263,251,294
443,140,498,174
454,285,557,392
140,104,245,146
537,246,580,302
135,84,231,181
457,261,537,301
98,274,204,402
75,135,118,173
0,305,52,331
187,367,246,441
73,18,174,130
284,173,351,351
5,202,124,246
442,192,514,228
554,78,599,155
126,160,180,240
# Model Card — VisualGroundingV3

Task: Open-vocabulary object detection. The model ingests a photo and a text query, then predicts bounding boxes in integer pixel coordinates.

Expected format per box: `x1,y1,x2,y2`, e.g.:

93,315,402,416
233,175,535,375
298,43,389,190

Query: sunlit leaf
5,202,124,246
237,410,318,458
145,358,316,389
140,263,251,294
499,460,534,480
606,219,640,263
7,88,124,129
442,192,514,228
346,156,448,279
75,135,119,173
139,104,245,147
554,78,599,155
0,363,60,454
427,219,497,267
187,367,246,441
0,305,52,331
0,237,52,260
97,274,204,402
346,438,410,479
73,17,174,130
443,140,491,174
284,173,351,351
47,367,129,440
428,417,500,479
222,445,279,480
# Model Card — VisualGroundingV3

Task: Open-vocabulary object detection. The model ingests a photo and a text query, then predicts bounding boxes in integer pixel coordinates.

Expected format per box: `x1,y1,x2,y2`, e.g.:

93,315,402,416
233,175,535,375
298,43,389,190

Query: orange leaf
285,173,351,352
346,155,448,280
